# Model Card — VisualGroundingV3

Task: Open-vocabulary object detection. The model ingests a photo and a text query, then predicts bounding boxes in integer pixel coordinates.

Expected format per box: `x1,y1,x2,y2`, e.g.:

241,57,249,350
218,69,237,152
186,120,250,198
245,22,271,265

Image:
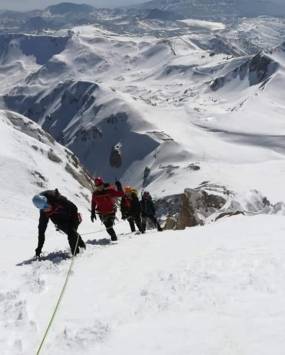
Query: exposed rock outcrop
158,184,228,230
156,184,285,230
210,52,279,91
109,144,122,168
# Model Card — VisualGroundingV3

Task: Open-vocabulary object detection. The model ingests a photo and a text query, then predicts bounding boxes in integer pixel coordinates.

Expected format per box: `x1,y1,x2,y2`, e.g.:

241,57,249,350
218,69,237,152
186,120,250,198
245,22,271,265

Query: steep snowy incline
1,213,285,354
1,106,285,355
0,109,95,354
0,109,92,231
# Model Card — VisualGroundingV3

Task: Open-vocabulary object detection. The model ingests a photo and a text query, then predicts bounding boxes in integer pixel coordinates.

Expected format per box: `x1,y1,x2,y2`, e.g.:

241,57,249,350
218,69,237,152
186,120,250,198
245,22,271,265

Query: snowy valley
1,1,285,354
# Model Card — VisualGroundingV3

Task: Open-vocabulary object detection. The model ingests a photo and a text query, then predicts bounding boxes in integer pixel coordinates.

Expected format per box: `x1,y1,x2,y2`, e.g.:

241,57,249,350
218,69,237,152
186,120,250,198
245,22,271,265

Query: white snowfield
2,214,285,355
179,19,226,31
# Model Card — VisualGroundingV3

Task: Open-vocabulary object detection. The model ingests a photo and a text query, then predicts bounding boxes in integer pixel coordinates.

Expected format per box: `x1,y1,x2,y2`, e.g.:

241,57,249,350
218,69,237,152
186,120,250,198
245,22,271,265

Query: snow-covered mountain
1,7,285,355
0,2,98,33
1,0,285,34
0,5,284,203
47,2,95,15
0,16,284,202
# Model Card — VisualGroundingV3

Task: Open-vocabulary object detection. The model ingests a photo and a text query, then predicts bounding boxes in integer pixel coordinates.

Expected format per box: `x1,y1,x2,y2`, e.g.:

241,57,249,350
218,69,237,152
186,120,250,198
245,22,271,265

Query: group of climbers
120,187,162,233
32,177,162,257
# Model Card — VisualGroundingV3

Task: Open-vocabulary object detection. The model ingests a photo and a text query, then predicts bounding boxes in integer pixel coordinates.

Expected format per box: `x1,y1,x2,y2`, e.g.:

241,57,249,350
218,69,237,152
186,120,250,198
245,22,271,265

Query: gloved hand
35,247,42,257
122,214,127,220
115,180,123,192
91,213,96,223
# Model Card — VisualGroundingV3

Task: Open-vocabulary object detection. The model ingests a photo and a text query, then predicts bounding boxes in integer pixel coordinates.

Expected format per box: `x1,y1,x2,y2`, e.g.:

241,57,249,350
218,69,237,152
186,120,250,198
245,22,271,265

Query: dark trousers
141,215,162,232
128,215,143,233
59,222,85,255
100,213,117,241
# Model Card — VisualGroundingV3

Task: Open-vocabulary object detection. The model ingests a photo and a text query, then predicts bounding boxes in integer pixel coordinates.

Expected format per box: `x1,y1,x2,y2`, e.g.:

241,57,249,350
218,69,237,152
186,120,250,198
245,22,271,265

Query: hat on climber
32,194,49,210
94,177,104,186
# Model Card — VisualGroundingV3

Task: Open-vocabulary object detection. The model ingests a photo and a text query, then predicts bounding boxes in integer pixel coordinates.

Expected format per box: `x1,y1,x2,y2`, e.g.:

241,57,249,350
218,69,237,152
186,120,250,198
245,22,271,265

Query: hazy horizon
0,0,284,12
0,0,145,11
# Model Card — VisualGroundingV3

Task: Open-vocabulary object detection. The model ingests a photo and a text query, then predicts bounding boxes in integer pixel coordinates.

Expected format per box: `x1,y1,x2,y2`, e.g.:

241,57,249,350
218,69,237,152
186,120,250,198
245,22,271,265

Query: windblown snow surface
1,11,285,355
1,110,285,355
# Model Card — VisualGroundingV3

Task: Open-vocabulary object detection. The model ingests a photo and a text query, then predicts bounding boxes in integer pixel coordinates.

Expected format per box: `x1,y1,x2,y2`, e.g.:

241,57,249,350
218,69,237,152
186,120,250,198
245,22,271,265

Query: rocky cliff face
0,34,69,65
2,79,161,181
155,184,285,230
4,80,100,142
210,52,279,91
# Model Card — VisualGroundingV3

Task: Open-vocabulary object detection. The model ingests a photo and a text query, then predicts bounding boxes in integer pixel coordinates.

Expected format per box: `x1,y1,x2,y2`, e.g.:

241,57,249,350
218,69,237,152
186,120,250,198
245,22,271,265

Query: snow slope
0,109,92,219
179,18,226,31
2,211,285,354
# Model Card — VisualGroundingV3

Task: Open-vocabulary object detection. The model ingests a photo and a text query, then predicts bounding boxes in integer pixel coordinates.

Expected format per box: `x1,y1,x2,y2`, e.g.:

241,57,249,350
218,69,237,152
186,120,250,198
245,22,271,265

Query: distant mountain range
0,2,285,188
0,1,285,34
47,2,95,15
135,0,285,19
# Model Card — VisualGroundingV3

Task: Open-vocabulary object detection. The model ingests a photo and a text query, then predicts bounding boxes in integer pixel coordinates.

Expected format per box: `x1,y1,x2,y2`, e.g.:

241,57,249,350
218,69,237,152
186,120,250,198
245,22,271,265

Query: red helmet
94,177,104,186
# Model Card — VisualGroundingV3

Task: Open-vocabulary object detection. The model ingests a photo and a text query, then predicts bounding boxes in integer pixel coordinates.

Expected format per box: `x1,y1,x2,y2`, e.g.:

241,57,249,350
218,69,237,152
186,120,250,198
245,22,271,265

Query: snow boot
78,236,86,249
108,228,118,241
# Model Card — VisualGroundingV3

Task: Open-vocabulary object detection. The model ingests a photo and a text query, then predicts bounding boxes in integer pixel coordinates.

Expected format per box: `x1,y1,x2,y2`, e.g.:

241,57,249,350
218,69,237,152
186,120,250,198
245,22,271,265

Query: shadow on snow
86,238,111,246
17,238,116,266
17,250,71,266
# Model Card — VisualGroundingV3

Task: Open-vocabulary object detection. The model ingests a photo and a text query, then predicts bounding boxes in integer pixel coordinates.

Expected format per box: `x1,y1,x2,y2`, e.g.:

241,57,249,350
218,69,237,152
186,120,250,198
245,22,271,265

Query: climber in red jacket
91,177,124,241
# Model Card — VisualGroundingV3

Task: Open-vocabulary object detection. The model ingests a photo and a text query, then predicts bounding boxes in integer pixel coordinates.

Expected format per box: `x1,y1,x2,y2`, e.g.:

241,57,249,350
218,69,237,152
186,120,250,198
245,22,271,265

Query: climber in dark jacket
121,186,143,233
32,189,85,257
140,191,162,232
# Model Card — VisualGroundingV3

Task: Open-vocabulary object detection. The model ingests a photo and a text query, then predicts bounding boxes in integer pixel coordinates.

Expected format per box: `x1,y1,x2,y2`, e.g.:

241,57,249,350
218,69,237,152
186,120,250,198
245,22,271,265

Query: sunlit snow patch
179,19,226,31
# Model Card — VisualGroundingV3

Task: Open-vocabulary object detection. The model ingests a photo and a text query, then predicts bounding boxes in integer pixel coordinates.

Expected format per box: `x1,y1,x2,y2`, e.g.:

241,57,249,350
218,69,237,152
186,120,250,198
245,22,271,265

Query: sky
0,0,284,11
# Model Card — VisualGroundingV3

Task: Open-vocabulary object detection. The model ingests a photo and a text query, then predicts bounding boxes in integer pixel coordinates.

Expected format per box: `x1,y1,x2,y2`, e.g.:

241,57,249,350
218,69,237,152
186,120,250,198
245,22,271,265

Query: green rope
36,233,81,355
36,220,125,354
